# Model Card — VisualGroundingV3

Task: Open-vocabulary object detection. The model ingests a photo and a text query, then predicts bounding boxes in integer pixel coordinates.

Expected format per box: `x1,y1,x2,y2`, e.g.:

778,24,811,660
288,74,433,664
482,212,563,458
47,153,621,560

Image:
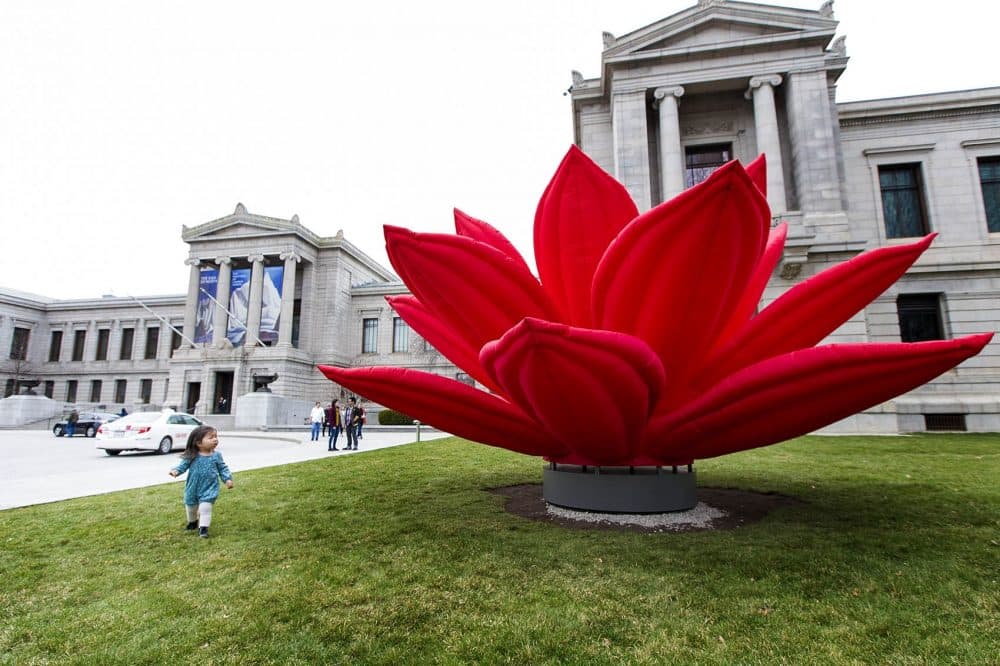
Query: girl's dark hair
182,425,217,460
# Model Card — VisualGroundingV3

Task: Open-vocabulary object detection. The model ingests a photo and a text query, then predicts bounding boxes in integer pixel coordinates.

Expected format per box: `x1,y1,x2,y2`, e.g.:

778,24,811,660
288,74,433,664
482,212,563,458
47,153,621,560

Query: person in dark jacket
325,400,343,451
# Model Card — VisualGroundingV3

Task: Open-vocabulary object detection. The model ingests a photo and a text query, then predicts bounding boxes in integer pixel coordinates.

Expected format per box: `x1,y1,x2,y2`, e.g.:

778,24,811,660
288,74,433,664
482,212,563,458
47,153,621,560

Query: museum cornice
839,105,1000,128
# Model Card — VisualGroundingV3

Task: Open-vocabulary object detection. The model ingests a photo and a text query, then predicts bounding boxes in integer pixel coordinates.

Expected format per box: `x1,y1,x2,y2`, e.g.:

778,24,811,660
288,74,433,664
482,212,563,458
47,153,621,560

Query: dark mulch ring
489,484,801,533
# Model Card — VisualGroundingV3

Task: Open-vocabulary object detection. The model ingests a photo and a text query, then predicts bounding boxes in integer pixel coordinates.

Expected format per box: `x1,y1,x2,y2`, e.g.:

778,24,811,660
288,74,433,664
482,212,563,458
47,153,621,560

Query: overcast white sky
1,0,996,300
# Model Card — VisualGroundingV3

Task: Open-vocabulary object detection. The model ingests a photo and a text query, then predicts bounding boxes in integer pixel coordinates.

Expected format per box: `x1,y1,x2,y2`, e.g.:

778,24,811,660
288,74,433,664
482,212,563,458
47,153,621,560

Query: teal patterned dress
172,452,233,506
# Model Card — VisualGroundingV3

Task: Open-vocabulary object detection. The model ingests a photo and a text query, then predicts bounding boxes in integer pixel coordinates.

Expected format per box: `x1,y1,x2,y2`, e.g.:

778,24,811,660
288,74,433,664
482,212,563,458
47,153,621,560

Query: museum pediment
182,203,311,243
635,18,796,52
189,220,286,240
603,1,837,61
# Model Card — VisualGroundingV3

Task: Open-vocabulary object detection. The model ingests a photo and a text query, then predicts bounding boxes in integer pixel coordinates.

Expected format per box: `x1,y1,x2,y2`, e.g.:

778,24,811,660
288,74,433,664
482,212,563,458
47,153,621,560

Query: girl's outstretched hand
225,480,234,489
169,470,179,478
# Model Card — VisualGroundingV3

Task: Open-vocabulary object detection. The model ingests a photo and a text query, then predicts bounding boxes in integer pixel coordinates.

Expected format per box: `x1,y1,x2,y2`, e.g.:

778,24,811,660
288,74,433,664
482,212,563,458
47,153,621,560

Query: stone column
133,318,145,361
157,320,171,360
654,85,686,201
828,84,849,210
212,257,232,347
785,69,843,214
107,320,119,361
746,75,787,212
277,251,300,347
612,90,652,211
244,253,265,346
84,320,99,361
60,322,72,361
181,258,200,348
0,316,10,366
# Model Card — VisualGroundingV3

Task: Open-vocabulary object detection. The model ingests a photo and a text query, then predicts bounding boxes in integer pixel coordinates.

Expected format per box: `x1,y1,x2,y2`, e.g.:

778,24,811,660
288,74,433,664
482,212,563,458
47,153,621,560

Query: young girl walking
168,425,234,538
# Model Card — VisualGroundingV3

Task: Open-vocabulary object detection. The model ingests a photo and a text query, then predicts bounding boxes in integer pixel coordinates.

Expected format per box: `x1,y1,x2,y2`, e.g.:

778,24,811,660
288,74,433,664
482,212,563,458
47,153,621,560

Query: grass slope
1,434,998,664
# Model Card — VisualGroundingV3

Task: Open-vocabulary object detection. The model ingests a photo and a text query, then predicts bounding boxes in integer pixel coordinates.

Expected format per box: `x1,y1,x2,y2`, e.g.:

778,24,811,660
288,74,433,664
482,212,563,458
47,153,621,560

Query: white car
96,410,203,456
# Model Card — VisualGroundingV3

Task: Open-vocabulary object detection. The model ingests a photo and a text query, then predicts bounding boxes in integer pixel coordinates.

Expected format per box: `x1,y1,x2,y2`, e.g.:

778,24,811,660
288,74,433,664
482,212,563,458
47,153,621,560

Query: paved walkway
1,427,448,510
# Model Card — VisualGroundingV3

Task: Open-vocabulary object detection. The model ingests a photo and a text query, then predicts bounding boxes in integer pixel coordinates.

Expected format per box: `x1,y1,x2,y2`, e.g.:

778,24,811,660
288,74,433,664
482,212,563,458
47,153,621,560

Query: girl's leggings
185,502,214,527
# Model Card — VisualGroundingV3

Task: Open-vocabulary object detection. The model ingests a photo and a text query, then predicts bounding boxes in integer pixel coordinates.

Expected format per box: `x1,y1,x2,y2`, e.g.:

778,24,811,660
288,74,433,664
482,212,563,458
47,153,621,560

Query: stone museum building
0,205,458,428
2,0,998,432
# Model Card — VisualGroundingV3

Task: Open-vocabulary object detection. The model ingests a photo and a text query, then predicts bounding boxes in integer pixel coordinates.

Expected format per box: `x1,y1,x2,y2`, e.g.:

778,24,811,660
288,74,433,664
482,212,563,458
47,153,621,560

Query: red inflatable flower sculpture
319,147,991,466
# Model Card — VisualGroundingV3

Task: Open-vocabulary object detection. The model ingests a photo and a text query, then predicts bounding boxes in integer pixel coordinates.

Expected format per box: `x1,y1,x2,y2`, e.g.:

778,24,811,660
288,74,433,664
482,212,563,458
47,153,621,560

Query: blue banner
260,265,284,342
194,269,218,344
226,268,252,346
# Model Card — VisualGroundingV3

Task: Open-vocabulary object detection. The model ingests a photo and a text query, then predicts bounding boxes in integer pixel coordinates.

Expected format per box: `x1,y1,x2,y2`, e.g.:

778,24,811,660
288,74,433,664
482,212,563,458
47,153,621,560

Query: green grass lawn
1,434,998,665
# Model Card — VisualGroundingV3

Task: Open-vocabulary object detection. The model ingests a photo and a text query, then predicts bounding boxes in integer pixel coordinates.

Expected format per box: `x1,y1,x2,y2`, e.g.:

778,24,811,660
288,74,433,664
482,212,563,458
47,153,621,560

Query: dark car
53,412,120,438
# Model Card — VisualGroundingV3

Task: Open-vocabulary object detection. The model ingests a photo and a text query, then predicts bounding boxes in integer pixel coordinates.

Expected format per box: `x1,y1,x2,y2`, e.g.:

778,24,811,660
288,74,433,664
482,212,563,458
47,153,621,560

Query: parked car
95,410,203,456
53,412,120,438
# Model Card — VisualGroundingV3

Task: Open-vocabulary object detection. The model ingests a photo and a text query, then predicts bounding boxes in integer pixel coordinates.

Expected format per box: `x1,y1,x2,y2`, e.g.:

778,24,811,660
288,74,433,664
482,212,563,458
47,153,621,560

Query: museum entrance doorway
185,382,201,414
214,371,234,414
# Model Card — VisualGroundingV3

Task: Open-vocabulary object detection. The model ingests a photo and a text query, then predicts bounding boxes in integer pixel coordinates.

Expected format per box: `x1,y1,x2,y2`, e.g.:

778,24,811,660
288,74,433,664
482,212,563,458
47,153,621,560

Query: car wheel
105,449,121,456
157,437,173,454
53,425,64,437
85,426,97,438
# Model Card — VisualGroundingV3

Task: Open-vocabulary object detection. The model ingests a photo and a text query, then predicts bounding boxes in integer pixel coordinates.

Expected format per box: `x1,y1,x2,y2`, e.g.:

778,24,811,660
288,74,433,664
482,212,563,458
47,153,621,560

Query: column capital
215,256,232,266
248,253,265,263
653,86,685,106
745,74,783,98
280,251,302,263
184,257,202,267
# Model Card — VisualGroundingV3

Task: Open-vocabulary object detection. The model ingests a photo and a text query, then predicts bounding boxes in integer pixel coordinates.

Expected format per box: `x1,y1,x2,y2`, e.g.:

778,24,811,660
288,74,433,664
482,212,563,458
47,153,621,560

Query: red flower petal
592,160,770,406
646,333,993,459
710,222,788,354
534,146,639,326
454,208,533,275
745,153,767,197
317,364,566,457
480,317,665,466
384,225,557,352
386,295,501,393
700,234,936,388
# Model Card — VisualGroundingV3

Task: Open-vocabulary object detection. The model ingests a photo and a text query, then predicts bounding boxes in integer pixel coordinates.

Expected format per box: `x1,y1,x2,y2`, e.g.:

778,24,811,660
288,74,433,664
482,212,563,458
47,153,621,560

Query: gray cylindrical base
543,464,697,514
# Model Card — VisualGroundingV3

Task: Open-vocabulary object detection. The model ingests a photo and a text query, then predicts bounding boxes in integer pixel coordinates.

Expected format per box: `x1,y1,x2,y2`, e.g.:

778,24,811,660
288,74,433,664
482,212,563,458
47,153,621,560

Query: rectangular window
392,317,408,353
140,378,152,403
978,156,1000,233
72,330,86,362
171,329,182,352
144,327,159,360
362,318,378,353
897,294,944,342
48,330,63,362
44,380,54,398
96,329,110,361
119,328,134,361
66,380,78,403
114,379,127,403
9,327,29,360
879,163,929,238
4,379,13,398
685,143,732,188
90,380,102,403
292,298,301,347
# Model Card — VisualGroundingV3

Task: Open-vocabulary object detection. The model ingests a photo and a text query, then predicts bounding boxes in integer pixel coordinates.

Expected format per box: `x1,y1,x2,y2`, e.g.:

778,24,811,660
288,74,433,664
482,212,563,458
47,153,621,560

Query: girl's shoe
185,521,198,531
199,527,209,538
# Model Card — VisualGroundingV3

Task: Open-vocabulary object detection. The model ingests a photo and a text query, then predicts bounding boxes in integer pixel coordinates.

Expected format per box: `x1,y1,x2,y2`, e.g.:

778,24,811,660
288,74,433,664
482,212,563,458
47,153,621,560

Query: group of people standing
309,398,365,451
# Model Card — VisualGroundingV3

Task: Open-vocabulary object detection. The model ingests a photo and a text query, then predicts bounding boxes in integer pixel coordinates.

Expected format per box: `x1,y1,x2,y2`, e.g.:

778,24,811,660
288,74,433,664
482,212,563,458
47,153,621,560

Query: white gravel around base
547,502,726,530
